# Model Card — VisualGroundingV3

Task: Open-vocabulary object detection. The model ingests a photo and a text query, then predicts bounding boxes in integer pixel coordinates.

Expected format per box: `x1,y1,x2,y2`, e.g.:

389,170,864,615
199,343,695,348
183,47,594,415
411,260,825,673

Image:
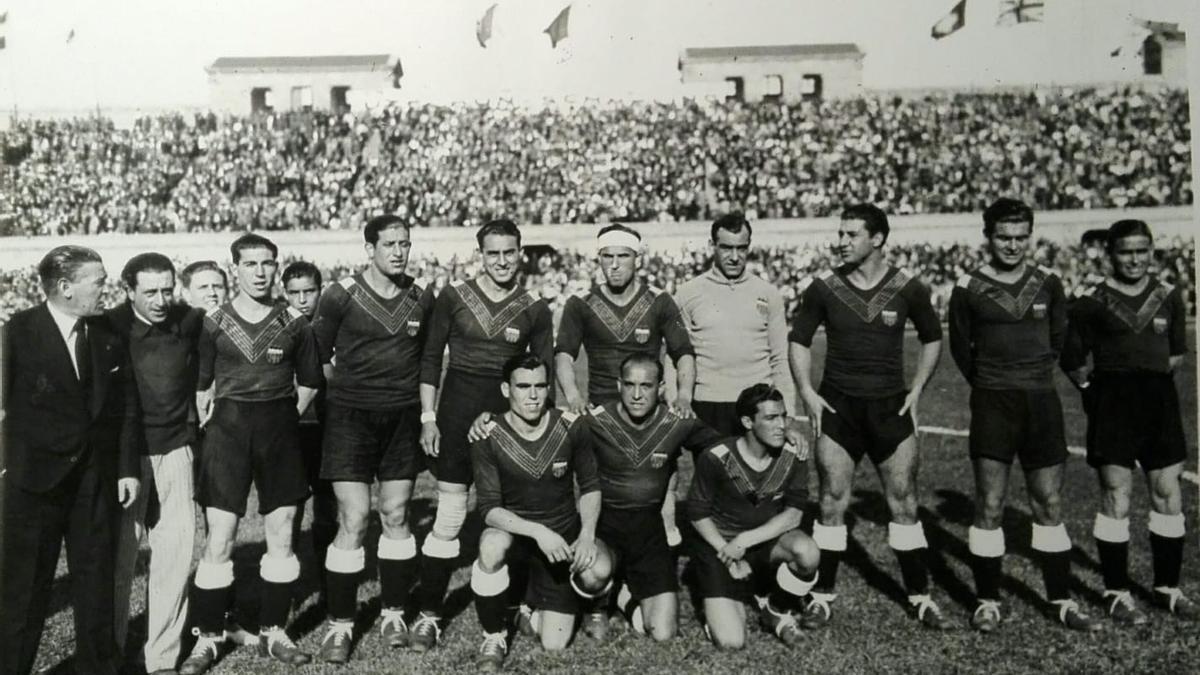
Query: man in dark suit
1,245,142,675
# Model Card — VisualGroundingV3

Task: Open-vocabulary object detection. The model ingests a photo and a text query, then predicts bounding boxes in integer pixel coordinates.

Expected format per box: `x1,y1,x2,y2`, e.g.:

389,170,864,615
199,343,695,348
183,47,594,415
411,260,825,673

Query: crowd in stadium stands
1,86,1191,236
1,238,1194,324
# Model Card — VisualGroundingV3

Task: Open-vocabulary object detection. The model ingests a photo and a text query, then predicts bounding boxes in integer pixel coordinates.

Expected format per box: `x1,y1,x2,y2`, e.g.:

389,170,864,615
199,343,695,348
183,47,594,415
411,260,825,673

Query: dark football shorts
692,401,742,440
321,402,424,482
197,398,309,517
597,506,678,599
435,369,508,485
509,521,584,615
819,385,915,465
691,534,782,601
299,417,333,498
1085,372,1187,471
968,388,1068,470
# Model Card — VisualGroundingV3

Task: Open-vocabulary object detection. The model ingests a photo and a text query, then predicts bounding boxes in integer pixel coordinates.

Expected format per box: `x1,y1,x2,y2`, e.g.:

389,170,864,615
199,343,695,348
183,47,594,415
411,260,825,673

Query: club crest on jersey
551,460,568,478
1032,303,1047,319
650,452,668,469
504,326,521,343
1153,316,1168,334
634,327,650,344
881,309,898,327
406,319,421,337
266,346,284,364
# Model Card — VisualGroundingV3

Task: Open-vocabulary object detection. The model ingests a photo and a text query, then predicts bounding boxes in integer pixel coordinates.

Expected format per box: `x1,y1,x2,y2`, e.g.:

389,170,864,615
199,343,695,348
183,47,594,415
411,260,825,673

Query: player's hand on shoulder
784,417,810,460
534,526,572,563
564,393,588,416
669,395,696,419
467,412,495,443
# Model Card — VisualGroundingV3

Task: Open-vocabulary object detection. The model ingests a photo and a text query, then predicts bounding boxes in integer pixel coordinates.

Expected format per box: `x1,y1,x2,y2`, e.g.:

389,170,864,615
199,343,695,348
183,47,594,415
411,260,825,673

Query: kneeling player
1062,219,1198,623
469,355,614,671
689,384,819,649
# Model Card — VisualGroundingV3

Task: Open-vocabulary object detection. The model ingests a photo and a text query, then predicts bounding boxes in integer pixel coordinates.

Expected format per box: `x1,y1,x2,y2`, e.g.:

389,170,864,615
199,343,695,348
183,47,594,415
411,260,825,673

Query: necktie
74,318,92,387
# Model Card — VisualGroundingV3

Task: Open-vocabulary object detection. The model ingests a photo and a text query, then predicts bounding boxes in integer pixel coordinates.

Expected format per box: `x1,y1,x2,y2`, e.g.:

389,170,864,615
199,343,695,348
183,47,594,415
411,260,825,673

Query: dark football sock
893,548,930,596
379,557,419,610
970,554,1003,601
325,570,359,623
1094,539,1130,591
258,580,293,630
1038,551,1071,602
415,557,455,617
1150,533,1184,589
192,584,231,636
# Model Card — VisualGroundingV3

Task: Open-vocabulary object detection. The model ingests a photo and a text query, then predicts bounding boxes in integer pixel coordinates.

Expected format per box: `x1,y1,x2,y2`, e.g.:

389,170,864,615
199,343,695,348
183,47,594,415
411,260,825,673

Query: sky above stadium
0,0,1192,111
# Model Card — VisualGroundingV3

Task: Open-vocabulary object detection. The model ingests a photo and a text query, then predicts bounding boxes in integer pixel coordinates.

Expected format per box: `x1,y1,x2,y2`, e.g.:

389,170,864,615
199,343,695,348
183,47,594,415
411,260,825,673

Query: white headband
596,229,641,253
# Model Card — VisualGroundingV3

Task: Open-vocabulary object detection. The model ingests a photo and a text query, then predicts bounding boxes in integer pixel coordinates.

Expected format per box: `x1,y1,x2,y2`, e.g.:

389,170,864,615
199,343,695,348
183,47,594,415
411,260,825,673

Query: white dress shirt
46,301,85,379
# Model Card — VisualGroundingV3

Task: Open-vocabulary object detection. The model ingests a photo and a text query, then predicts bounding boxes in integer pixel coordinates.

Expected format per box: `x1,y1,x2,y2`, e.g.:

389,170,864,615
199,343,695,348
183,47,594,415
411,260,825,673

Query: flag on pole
1131,18,1179,34
391,58,404,89
996,0,1044,27
66,28,75,43
476,3,497,48
1110,46,1121,57
544,5,570,48
931,0,966,40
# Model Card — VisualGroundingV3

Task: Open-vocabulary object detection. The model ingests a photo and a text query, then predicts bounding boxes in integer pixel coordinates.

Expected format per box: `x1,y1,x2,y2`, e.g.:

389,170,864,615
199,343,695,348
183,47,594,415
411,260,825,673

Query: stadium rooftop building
206,54,400,115
678,43,864,102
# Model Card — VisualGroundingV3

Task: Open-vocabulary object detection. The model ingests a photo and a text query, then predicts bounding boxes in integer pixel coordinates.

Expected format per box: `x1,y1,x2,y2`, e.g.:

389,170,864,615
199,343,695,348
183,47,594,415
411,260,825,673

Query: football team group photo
0,1,1196,674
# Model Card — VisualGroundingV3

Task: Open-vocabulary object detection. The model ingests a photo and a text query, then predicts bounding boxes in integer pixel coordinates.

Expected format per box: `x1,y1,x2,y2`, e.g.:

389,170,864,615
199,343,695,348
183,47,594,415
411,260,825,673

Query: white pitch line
792,417,1200,485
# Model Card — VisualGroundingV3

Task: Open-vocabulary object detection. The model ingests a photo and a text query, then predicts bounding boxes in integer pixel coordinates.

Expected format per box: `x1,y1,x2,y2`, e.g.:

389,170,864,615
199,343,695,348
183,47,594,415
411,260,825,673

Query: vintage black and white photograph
0,0,1196,673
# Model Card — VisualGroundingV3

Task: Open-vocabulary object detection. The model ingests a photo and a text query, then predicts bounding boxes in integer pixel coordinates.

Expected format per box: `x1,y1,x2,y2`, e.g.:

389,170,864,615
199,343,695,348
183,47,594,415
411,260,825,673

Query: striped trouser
113,445,197,671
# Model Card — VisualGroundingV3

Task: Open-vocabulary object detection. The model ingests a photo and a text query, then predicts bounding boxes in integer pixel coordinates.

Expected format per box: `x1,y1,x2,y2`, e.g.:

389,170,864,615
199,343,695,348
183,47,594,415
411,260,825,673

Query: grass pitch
30,328,1199,674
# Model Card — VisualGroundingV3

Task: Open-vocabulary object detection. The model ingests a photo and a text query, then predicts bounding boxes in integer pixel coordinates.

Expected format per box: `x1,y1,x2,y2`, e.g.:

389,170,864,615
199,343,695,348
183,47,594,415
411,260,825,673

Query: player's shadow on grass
931,489,1107,608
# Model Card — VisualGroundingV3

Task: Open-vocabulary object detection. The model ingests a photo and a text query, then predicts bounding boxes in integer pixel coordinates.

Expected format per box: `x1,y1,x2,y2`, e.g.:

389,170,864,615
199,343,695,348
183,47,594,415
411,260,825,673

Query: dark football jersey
586,401,723,510
198,302,322,402
419,279,554,385
790,266,942,398
688,439,807,540
311,273,435,409
556,284,693,405
471,409,600,537
1061,279,1187,375
948,264,1066,390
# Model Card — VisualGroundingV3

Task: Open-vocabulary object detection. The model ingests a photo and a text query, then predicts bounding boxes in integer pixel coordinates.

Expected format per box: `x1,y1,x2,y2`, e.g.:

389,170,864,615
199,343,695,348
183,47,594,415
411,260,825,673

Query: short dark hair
841,203,890,244
282,261,322,288
38,245,103,296
734,383,785,424
364,214,410,245
476,219,522,249
230,233,279,264
180,260,227,288
619,353,663,383
1105,219,1154,253
982,198,1034,237
502,353,547,384
710,212,751,242
121,252,175,290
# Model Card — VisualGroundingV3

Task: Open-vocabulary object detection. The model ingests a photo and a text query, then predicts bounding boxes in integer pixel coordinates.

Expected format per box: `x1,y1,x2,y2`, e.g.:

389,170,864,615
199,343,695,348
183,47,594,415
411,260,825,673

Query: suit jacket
2,303,142,493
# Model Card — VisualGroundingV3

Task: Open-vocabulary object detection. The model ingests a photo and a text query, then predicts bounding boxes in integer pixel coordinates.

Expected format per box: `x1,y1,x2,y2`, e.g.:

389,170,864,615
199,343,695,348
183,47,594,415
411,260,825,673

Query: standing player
309,216,436,663
583,353,725,642
468,354,613,671
689,384,820,650
948,199,1098,632
110,253,204,674
180,234,322,675
413,219,555,650
675,213,795,435
552,223,696,549
281,261,337,602
789,203,948,630
180,260,229,312
1062,219,1198,623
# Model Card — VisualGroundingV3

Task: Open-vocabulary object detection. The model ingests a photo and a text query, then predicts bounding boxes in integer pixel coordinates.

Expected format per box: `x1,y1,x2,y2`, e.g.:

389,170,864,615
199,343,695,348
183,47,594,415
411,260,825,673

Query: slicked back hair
282,260,323,288
1106,219,1154,252
502,352,547,384
710,212,751,242
365,214,410,245
38,245,103,297
476,219,522,249
230,233,279,264
734,383,785,424
180,260,227,288
982,198,1034,237
121,252,175,290
841,203,890,244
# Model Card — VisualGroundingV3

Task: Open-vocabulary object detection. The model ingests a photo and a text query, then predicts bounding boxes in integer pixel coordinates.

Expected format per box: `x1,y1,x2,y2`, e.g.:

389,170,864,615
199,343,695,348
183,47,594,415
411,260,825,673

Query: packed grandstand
0,86,1192,237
